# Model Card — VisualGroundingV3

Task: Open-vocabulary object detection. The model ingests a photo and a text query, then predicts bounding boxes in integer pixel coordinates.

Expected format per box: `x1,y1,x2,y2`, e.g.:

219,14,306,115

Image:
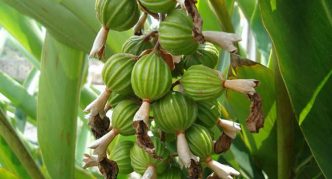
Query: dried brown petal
184,0,205,43
98,158,119,179
246,93,264,133
214,133,233,154
88,115,110,139
159,49,175,70
188,159,203,179
133,120,155,155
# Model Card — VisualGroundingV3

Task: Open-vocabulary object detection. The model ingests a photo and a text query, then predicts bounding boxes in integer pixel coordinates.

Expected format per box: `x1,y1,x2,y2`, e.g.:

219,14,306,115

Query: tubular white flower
89,27,109,59
133,100,150,125
203,31,241,53
84,89,111,118
217,119,241,139
206,159,240,179
177,132,197,168
88,128,119,161
224,79,258,95
172,55,182,64
142,165,157,179
176,0,186,9
82,154,98,169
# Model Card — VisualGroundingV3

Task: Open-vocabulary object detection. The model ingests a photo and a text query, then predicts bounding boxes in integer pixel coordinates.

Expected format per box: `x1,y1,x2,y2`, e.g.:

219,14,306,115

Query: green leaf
0,1,42,60
37,33,85,179
1,0,130,54
0,109,44,179
0,72,37,120
224,56,277,177
0,168,19,179
259,0,332,177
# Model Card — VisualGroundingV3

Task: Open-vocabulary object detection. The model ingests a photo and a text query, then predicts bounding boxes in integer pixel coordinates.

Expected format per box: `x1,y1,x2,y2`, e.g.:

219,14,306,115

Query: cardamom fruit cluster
84,1,264,179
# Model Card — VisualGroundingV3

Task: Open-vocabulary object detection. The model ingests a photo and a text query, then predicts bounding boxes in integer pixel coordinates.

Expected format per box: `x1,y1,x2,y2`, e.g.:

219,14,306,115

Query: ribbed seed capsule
122,35,154,56
186,124,240,179
88,100,139,160
180,65,224,101
159,9,199,55
152,91,198,168
181,42,219,69
130,143,167,177
159,166,185,179
139,0,176,13
109,141,134,174
152,92,197,133
102,53,136,95
197,100,220,128
131,52,172,101
186,124,213,160
96,0,140,31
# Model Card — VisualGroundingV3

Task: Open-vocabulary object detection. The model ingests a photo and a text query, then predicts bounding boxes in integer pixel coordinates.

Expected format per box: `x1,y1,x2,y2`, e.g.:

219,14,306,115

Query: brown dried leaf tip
88,115,110,139
133,120,155,155
184,0,205,43
246,93,264,133
188,159,203,179
214,133,233,154
98,158,119,179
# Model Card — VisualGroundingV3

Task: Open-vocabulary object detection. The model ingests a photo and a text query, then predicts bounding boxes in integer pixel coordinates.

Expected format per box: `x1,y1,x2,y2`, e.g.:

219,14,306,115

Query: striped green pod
131,52,172,101
139,0,176,13
186,124,213,160
96,0,140,31
122,35,154,56
180,65,224,101
152,137,170,158
159,9,199,55
150,121,176,142
197,100,220,128
152,91,197,133
130,143,167,175
159,166,185,179
182,43,219,69
109,141,134,174
102,53,136,95
112,100,139,135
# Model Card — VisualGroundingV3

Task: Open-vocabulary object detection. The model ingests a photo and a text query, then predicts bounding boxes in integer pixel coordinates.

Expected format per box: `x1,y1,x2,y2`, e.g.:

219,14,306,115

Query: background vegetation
0,0,331,178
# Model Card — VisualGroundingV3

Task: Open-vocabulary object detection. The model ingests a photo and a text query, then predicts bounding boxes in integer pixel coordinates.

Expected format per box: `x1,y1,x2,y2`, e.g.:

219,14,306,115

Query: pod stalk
203,31,241,53
206,158,240,179
89,27,109,59
177,132,197,168
88,128,119,161
142,165,157,179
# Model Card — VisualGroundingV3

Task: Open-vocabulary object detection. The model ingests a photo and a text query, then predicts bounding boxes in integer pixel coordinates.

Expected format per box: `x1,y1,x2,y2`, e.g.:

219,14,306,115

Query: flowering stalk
88,128,119,161
89,27,109,59
203,31,241,53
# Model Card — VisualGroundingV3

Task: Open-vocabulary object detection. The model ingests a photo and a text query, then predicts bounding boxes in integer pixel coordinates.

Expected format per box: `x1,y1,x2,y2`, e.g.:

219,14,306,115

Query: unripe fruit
152,92,197,133
89,100,139,159
180,65,224,101
197,100,220,128
159,166,185,179
186,124,213,160
131,52,172,101
96,0,140,31
139,0,176,13
186,124,240,179
109,141,134,174
102,53,137,95
130,143,167,175
122,35,154,56
159,9,199,55
181,43,219,69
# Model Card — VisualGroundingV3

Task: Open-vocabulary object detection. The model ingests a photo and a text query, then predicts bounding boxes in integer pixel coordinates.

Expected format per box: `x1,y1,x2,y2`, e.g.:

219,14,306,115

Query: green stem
0,109,45,179
208,0,234,33
274,50,295,179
